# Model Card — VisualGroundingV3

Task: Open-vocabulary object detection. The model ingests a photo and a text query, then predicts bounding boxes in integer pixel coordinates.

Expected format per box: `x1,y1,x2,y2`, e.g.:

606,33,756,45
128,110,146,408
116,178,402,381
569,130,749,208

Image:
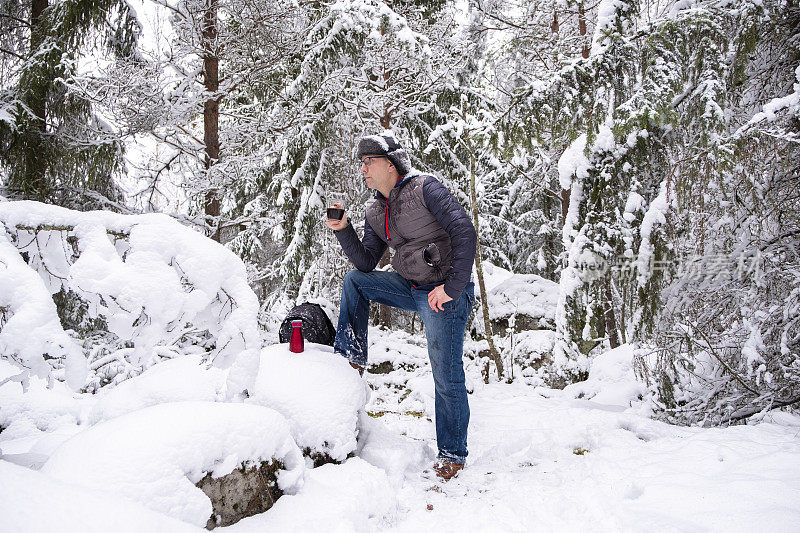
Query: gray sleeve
334,217,387,272
422,176,477,300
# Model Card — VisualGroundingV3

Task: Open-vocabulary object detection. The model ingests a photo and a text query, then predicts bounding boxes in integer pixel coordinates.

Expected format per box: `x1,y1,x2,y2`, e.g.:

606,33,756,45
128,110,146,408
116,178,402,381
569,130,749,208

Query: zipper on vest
384,198,391,240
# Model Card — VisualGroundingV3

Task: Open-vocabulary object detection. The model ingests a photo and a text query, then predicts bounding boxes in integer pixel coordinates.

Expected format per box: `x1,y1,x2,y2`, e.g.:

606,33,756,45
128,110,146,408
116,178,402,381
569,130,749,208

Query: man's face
360,155,396,192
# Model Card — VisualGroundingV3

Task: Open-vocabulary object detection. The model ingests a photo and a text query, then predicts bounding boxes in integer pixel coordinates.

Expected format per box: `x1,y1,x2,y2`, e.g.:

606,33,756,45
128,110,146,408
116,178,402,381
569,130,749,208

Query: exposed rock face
197,460,283,529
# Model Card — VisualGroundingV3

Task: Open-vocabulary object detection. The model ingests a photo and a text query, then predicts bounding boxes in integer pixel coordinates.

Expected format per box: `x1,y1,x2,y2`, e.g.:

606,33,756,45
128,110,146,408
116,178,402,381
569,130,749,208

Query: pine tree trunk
579,2,589,59
469,150,503,380
202,0,221,241
551,10,559,65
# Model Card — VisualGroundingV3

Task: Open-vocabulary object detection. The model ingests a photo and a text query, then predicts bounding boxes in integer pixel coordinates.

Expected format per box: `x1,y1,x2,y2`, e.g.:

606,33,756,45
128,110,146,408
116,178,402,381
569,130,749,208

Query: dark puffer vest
334,170,476,300
365,174,451,286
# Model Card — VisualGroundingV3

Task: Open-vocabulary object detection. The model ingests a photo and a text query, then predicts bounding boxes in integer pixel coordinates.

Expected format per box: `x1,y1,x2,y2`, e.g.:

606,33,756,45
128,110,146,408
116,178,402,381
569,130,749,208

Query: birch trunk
469,150,503,381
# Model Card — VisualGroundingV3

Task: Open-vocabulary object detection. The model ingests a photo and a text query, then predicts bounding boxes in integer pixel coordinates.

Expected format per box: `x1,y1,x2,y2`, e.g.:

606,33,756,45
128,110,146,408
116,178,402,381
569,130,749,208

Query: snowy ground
2,334,800,532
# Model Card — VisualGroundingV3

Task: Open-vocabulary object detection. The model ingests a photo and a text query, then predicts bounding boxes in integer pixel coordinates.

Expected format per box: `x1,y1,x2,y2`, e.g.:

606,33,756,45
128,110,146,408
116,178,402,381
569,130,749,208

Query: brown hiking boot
432,460,464,481
349,362,365,376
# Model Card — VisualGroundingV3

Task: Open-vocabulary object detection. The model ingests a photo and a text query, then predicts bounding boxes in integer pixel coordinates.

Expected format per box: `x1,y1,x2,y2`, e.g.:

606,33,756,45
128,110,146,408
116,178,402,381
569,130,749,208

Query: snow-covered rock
248,344,369,463
514,329,558,383
467,265,560,385
223,457,397,532
366,327,430,373
564,344,647,407
41,402,304,527
476,272,559,332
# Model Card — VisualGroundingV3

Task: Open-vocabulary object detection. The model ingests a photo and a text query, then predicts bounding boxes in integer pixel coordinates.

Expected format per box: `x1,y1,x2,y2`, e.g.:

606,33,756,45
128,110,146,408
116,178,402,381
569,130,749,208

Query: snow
248,343,369,461
86,354,227,424
360,133,391,151
557,133,589,191
635,177,673,287
224,458,397,532
624,190,646,219
513,330,557,366
357,412,431,486
0,460,201,533
0,360,86,459
591,0,628,56
357,338,800,532
3,0,799,528
2,333,800,531
745,63,800,127
561,157,586,253
436,385,800,532
742,323,766,379
481,273,558,322
0,228,86,389
0,201,261,395
594,121,617,153
41,402,305,527
564,344,647,407
473,260,515,292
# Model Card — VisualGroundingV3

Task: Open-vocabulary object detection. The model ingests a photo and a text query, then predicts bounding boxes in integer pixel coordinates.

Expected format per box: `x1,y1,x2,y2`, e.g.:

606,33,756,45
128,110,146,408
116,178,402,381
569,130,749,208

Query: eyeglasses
358,156,387,168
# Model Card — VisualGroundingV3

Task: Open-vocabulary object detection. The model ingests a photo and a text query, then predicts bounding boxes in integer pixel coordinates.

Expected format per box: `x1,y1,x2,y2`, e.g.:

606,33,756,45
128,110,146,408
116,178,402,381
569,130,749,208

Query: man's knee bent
343,269,370,289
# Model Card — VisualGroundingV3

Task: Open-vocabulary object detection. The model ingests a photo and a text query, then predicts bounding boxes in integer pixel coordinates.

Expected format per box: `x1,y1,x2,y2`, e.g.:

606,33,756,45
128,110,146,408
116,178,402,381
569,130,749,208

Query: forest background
1,0,798,427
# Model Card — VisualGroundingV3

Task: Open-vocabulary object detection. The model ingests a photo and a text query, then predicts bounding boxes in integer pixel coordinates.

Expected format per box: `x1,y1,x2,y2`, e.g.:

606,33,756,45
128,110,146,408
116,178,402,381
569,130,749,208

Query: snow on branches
0,227,86,390
0,200,260,394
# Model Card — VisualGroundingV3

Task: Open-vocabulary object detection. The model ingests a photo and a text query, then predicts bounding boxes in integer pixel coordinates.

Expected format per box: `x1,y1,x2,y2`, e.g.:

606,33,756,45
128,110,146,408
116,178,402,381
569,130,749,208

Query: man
325,131,477,481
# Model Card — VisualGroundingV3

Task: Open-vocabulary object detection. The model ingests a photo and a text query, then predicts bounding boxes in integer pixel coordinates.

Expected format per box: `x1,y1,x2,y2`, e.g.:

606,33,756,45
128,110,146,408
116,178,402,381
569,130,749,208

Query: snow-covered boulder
365,327,430,375
471,272,558,338
41,402,304,528
564,344,647,407
223,458,397,531
468,267,559,385
514,330,558,383
248,344,369,464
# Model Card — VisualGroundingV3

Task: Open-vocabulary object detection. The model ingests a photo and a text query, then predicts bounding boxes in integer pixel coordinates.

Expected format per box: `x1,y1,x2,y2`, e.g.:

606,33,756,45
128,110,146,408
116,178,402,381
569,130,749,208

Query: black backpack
278,302,336,346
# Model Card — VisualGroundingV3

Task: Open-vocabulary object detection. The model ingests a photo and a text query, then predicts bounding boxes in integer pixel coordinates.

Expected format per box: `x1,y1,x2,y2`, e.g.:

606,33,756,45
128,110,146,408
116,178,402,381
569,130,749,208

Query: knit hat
356,131,412,176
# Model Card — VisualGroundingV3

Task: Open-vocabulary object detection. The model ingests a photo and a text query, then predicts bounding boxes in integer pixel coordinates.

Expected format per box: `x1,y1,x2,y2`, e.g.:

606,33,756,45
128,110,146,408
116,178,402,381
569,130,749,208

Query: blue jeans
334,269,474,464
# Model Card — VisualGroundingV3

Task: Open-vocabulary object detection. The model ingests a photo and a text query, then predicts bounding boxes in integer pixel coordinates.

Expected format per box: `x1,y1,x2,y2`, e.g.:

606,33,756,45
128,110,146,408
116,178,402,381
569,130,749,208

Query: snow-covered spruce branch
10,223,128,238
0,201,261,394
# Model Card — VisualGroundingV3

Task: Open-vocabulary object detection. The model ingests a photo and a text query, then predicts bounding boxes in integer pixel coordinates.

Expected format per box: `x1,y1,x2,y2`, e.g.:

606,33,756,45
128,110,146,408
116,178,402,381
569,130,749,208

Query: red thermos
289,320,304,353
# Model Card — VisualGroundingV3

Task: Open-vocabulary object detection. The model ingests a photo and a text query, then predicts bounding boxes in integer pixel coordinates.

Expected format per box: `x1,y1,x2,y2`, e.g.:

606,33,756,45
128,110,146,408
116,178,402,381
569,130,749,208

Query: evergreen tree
237,0,456,313
0,0,139,207
648,0,800,424
503,0,741,383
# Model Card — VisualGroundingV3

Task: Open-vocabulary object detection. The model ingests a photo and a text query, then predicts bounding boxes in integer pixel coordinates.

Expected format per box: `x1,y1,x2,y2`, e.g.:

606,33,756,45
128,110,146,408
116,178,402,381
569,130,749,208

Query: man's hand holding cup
325,202,348,231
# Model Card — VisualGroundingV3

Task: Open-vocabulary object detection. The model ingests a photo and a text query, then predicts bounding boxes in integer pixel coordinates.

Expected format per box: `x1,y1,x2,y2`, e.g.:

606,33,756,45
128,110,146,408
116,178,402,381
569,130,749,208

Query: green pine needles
0,0,138,206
